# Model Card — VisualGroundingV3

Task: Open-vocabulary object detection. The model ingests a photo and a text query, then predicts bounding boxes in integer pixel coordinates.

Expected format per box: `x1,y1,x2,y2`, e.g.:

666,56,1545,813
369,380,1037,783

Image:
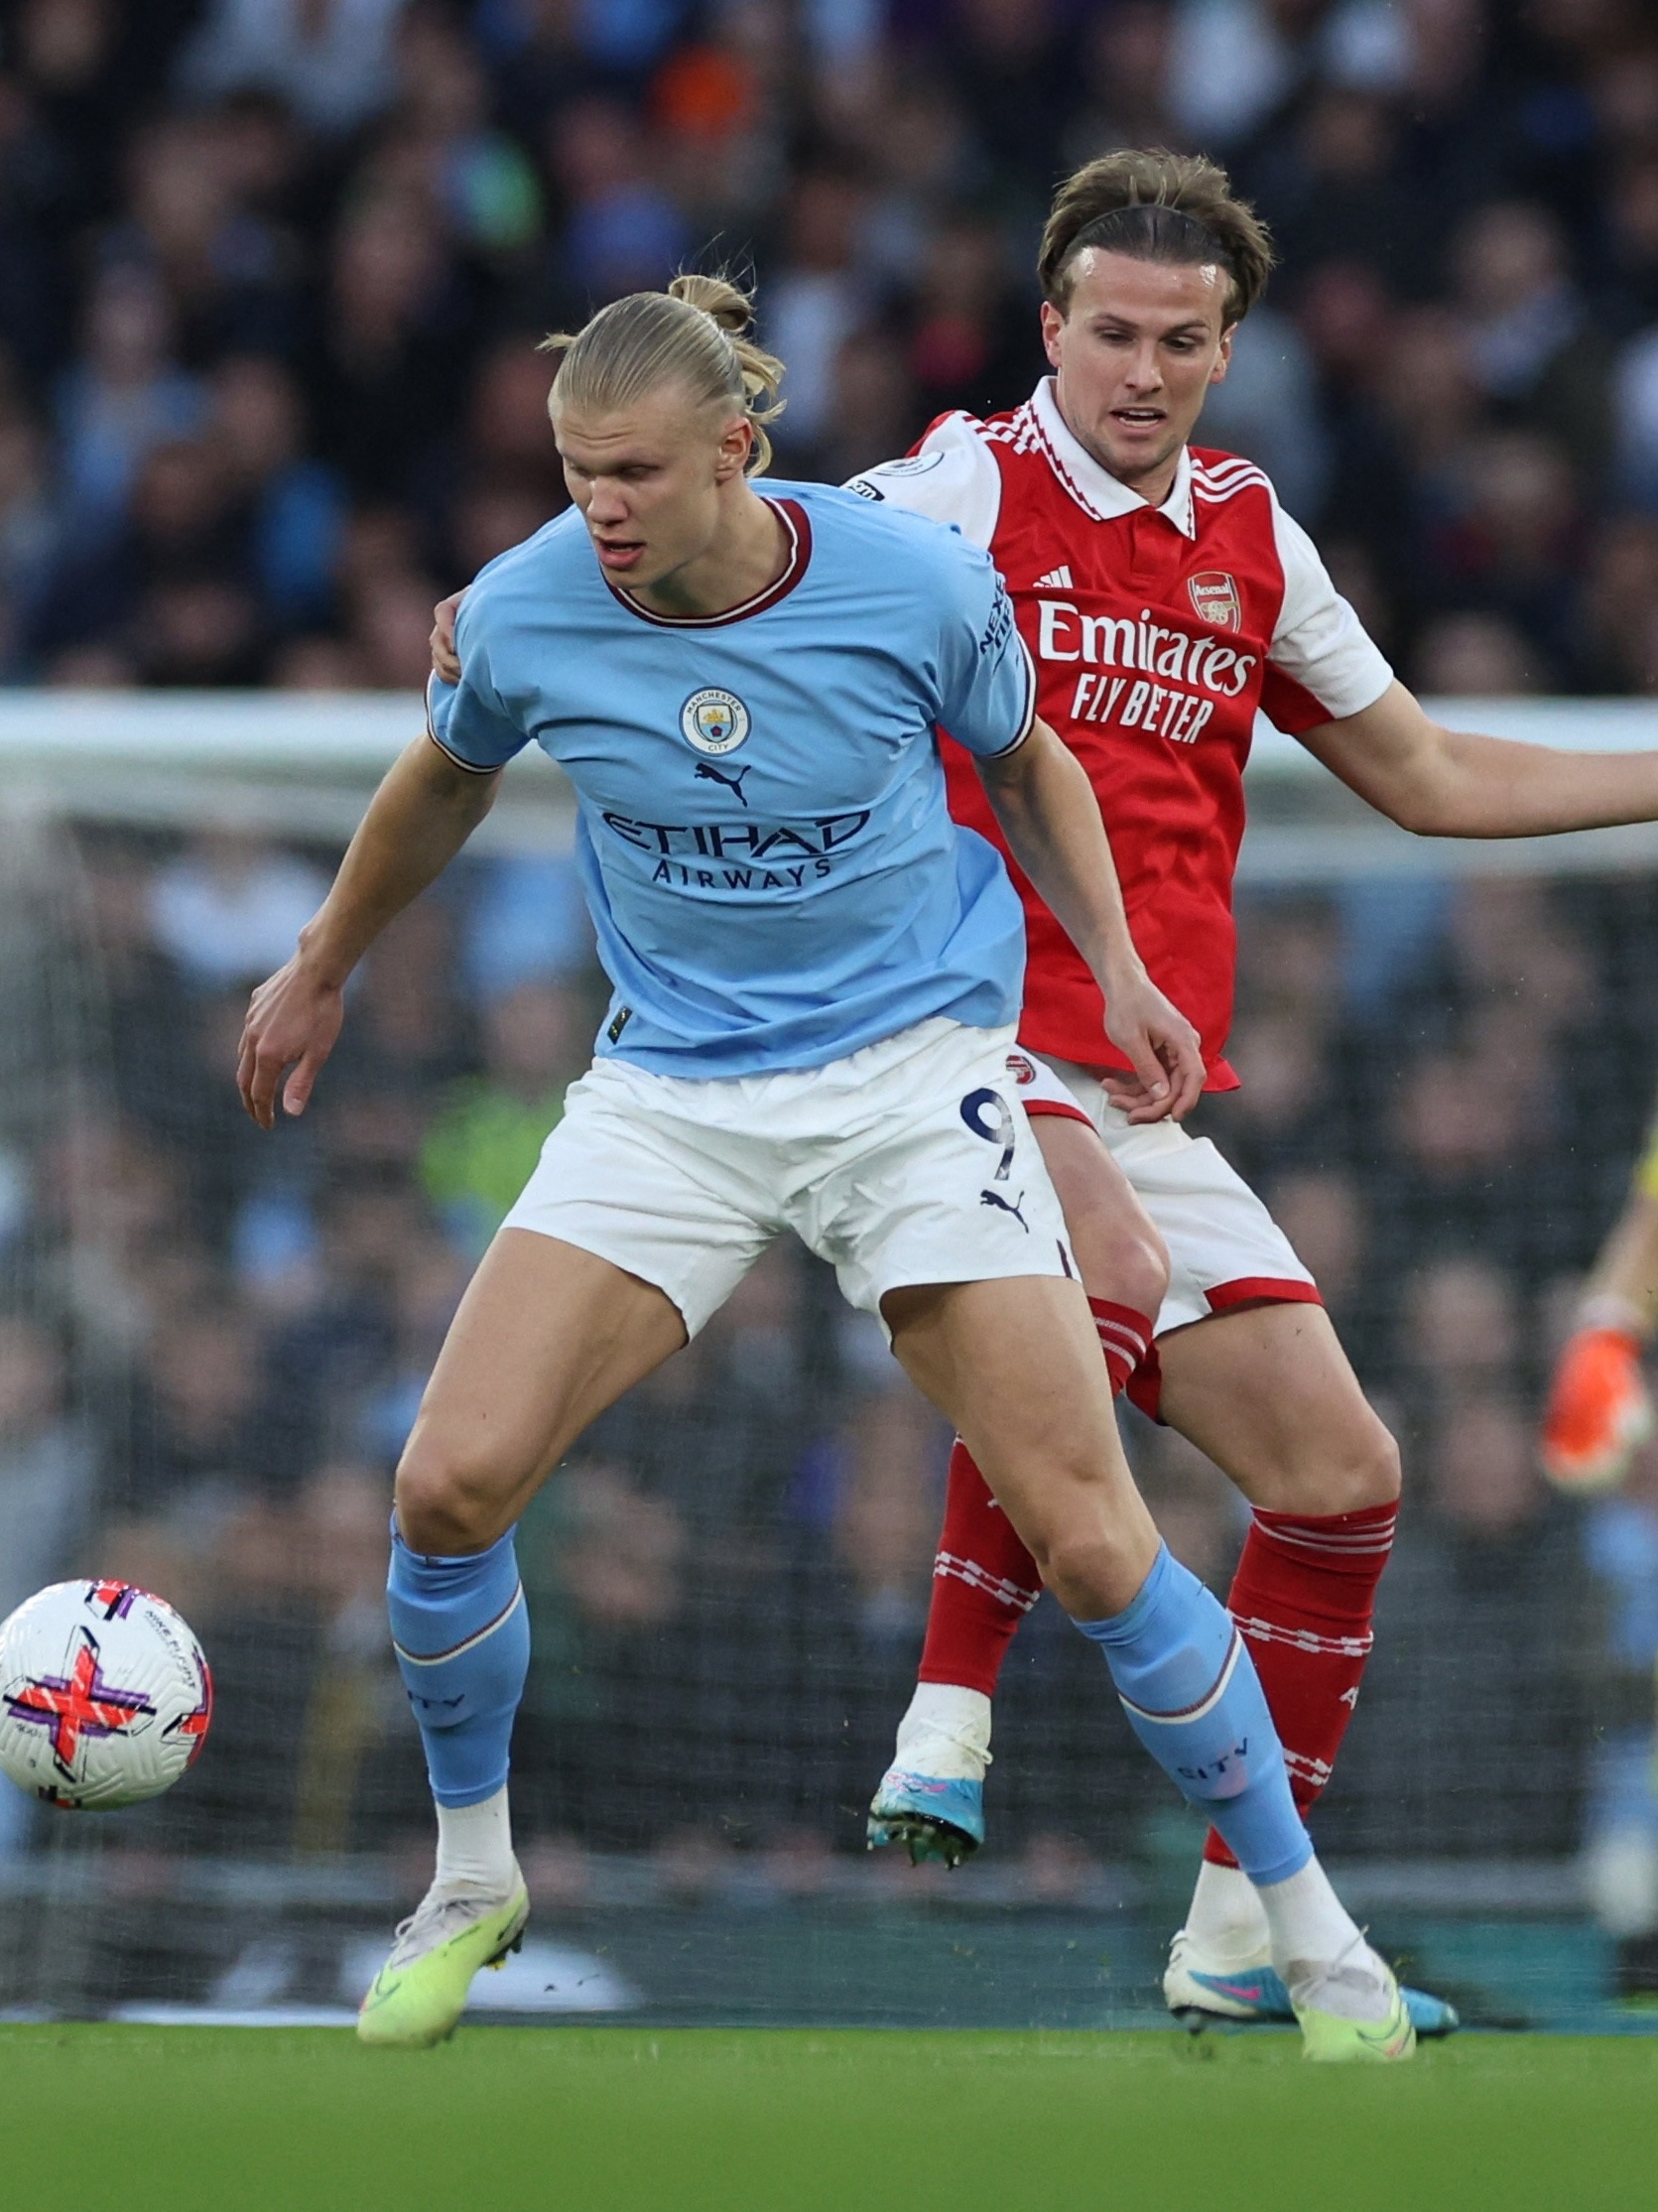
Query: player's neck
629,487,789,620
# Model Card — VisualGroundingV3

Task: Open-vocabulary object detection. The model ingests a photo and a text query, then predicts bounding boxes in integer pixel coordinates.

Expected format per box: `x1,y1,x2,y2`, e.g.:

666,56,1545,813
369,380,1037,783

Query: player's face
554,385,753,587
1042,251,1233,493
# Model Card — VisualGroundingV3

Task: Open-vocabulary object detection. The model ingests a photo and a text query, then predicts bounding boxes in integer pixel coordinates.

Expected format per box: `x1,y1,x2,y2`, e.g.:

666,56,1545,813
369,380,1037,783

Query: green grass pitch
2,2025,1655,2212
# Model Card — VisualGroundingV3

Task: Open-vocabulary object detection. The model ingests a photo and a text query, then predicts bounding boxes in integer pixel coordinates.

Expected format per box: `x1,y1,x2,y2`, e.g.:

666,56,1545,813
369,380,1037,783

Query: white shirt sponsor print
1035,596,1257,745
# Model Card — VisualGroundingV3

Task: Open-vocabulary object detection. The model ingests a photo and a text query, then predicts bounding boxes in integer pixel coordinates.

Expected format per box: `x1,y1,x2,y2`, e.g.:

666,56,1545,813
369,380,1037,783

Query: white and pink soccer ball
0,1580,212,1810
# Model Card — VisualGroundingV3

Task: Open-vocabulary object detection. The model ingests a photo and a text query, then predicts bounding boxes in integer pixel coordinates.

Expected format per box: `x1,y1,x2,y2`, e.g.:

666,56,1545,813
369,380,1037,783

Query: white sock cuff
434,1784,516,1894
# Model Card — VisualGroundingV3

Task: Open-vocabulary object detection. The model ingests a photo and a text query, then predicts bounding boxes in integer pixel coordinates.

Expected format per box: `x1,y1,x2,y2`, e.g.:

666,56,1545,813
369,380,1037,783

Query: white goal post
0,691,1655,880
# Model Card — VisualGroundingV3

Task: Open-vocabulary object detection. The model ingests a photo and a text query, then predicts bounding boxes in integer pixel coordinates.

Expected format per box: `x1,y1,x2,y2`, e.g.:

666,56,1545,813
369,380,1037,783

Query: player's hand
237,955,346,1130
431,589,466,685
1098,964,1205,1124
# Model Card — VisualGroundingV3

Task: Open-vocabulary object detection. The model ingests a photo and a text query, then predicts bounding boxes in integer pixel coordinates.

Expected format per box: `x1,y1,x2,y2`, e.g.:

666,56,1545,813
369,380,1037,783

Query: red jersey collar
1028,378,1198,541
606,497,812,627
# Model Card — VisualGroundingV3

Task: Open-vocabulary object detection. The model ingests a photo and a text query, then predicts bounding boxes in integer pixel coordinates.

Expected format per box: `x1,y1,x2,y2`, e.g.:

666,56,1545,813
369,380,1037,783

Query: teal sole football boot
1165,1933,1459,2037
866,1770,984,1868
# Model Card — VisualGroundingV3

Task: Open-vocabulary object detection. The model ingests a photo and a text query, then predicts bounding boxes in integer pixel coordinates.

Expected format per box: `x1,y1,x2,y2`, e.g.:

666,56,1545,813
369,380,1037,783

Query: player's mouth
1110,408,1166,430
593,536,647,572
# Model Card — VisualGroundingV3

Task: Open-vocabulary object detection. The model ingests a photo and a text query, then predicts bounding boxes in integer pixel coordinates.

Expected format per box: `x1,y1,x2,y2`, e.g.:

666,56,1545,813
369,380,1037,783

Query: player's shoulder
457,507,591,636
840,413,1004,548
1188,444,1282,511
773,474,995,590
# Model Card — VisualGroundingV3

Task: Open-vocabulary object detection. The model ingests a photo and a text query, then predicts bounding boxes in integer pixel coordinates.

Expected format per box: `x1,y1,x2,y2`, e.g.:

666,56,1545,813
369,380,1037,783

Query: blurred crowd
0,2,1657,690
1,819,1655,1926
3,0,1658,1945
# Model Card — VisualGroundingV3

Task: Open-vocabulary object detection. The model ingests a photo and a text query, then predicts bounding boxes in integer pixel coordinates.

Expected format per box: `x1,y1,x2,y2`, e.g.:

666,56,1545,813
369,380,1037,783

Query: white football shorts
1005,1049,1319,1338
505,1018,1076,1337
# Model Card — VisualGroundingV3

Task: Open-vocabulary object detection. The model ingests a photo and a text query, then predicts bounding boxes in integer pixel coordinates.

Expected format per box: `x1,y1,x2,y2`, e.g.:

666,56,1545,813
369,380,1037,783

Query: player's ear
1211,325,1236,385
713,413,753,482
1040,300,1065,369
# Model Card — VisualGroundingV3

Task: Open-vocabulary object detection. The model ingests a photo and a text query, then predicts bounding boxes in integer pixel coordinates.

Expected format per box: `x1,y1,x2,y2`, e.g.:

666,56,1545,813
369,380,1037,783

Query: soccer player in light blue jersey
239,273,1412,2058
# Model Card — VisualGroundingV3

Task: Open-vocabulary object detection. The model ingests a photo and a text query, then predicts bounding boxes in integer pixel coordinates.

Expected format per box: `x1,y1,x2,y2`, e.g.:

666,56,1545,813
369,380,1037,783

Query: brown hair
1038,149,1276,326
539,273,787,474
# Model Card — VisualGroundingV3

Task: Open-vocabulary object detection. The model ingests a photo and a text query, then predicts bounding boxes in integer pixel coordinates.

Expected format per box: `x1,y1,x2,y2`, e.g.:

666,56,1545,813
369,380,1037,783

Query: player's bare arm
237,733,499,1128
1301,680,1658,838
977,717,1204,1119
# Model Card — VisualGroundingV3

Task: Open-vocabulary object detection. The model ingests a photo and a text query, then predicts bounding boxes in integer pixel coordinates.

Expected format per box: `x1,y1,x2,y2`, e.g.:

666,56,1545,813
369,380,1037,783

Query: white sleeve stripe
985,635,1039,756
426,724,502,774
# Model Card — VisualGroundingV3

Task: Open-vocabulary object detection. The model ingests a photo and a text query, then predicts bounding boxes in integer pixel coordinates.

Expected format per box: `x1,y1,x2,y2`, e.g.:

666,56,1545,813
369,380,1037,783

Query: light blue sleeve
934,540,1037,759
425,647,528,774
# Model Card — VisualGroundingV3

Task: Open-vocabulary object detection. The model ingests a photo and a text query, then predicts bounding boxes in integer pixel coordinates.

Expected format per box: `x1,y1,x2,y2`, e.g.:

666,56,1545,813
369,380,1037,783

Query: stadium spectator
149,831,328,991
420,977,585,1251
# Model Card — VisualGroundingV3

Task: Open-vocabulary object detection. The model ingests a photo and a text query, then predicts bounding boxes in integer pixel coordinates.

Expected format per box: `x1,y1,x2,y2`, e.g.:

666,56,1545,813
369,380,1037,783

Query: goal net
1,693,1656,2030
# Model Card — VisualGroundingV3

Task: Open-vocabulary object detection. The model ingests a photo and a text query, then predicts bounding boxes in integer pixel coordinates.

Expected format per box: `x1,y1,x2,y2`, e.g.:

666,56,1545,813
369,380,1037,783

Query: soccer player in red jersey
842,147,1658,2033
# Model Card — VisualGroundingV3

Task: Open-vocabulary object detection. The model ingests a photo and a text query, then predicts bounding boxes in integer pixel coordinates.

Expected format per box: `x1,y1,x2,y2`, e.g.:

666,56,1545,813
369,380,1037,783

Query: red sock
917,1301,1154,1696
1089,1298,1152,1395
1202,1500,1398,1867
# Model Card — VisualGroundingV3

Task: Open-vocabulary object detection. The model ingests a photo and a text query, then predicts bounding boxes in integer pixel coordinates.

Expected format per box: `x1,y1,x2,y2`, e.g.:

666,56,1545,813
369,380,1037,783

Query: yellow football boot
356,1878,529,2048
1291,1945,1417,2063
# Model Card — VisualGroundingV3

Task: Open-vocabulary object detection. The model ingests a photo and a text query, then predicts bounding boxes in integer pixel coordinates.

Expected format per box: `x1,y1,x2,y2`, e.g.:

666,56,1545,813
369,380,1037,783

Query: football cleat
1289,1944,1416,2063
1540,1326,1654,1493
1165,1929,1458,2036
866,1770,984,1867
356,1876,529,2048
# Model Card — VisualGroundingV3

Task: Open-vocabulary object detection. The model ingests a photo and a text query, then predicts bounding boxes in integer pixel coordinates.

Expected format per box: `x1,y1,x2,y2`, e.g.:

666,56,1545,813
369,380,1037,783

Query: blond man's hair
540,273,786,474
1039,149,1276,326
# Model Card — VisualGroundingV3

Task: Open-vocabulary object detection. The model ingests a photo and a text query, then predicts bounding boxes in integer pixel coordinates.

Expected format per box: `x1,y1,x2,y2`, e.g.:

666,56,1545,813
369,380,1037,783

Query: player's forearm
1399,730,1658,839
1309,687,1658,839
978,721,1144,990
299,734,500,983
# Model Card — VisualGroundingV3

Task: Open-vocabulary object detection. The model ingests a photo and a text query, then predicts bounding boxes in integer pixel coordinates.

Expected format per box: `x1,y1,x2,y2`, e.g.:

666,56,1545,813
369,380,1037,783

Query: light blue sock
1077,1543,1312,1887
386,1525,530,1808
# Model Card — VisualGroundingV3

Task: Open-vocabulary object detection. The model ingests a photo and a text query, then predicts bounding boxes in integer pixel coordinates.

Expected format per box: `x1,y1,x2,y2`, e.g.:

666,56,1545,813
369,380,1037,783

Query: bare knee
395,1442,517,1556
1035,1118,1170,1322
1268,1407,1401,1516
1066,1186,1170,1321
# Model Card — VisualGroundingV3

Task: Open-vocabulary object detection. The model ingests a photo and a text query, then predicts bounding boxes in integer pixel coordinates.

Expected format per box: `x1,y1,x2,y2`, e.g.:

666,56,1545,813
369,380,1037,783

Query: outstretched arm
238,733,500,1128
1300,680,1658,837
976,716,1205,1122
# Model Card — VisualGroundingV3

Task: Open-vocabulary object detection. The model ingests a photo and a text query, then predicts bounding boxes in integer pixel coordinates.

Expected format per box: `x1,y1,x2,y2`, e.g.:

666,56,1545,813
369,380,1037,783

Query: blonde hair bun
540,271,786,474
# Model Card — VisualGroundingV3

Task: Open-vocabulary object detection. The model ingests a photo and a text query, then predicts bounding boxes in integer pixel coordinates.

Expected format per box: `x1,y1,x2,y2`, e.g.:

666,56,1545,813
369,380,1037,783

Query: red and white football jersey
847,378,1393,1086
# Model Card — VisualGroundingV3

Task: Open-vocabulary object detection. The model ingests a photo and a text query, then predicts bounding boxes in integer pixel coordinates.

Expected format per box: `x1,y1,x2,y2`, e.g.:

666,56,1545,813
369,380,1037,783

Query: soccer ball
0,1580,212,1810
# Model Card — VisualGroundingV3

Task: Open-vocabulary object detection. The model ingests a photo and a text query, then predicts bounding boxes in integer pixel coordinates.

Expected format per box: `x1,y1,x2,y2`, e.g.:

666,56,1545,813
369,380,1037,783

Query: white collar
1029,377,1197,540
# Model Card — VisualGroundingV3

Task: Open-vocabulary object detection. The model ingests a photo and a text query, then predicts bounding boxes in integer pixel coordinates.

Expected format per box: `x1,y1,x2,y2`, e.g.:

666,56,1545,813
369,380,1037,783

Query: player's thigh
883,1274,1159,1618
398,1231,688,1550
1156,1300,1400,1514
1029,1110,1169,1315
398,1065,773,1548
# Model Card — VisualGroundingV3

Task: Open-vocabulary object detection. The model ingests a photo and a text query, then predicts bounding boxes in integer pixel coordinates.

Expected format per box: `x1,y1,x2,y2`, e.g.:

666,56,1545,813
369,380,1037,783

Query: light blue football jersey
428,479,1037,1075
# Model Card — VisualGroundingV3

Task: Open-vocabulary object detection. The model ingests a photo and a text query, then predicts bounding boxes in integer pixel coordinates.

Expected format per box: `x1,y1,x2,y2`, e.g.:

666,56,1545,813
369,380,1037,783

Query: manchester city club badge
680,687,752,756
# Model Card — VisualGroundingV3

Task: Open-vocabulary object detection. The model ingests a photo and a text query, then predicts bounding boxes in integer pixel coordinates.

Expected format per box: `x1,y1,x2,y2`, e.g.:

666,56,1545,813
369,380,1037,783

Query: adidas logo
1033,565,1073,589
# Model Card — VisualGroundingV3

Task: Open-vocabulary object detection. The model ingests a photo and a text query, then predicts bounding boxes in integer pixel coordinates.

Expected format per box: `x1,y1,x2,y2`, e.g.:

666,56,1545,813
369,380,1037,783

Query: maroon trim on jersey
606,498,812,627
1205,1277,1324,1315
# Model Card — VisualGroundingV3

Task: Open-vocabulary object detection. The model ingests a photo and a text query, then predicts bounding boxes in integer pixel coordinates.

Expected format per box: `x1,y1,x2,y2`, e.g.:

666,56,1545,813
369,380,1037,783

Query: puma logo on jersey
695,760,753,806
980,1188,1030,1232
1033,565,1073,589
